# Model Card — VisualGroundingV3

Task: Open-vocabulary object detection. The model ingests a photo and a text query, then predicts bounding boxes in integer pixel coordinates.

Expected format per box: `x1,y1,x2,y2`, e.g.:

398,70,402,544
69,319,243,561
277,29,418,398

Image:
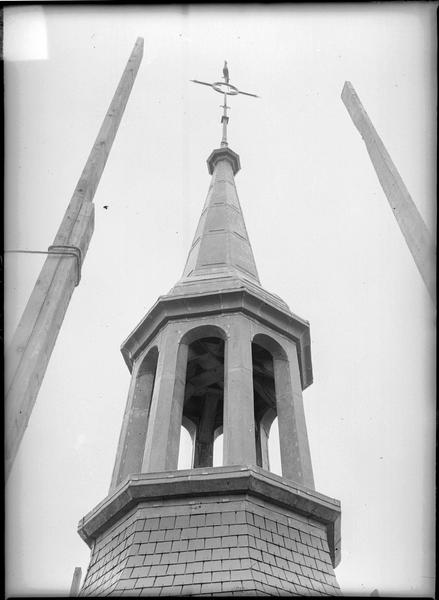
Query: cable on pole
5,245,82,285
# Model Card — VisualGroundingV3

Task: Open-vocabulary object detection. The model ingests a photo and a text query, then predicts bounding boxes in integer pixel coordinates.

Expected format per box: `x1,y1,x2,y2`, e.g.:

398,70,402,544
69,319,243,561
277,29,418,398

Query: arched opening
252,334,289,475
182,336,225,468
136,347,159,406
112,346,158,489
252,342,277,470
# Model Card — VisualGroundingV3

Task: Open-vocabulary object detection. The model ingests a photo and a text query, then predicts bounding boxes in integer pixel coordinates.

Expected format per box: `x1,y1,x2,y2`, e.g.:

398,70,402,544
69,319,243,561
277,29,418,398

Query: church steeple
78,62,342,598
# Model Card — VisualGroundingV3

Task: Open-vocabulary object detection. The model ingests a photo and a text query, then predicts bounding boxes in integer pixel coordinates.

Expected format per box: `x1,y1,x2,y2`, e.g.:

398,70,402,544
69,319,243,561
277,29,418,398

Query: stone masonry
79,467,341,597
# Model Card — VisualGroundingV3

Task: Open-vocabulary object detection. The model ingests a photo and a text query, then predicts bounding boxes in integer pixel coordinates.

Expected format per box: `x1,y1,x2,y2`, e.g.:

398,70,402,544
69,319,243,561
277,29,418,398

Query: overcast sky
4,4,436,597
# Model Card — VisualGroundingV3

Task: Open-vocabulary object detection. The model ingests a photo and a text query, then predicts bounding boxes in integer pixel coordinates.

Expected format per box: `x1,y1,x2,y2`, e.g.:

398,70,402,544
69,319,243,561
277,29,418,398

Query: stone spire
171,146,261,296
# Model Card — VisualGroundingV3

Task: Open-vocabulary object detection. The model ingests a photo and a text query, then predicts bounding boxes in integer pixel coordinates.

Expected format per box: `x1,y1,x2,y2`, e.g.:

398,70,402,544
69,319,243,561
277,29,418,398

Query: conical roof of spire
169,147,289,313
171,147,258,286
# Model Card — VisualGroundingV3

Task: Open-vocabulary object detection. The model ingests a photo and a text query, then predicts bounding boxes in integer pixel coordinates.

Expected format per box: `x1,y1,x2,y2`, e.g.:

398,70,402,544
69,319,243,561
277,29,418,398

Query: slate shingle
79,495,341,597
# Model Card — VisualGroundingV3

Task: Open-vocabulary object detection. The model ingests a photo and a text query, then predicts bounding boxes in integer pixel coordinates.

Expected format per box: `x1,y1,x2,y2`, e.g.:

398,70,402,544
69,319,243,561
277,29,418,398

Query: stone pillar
259,408,276,471
142,325,188,472
110,349,157,491
274,341,315,489
193,393,219,468
223,316,257,466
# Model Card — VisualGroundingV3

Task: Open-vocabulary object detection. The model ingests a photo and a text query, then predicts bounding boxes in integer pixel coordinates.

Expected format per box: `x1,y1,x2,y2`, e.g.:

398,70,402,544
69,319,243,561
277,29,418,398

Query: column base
78,466,341,596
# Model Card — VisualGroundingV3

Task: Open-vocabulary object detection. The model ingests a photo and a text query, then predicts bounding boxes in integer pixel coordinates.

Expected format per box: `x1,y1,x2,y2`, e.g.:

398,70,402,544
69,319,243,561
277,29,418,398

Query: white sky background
4,4,436,597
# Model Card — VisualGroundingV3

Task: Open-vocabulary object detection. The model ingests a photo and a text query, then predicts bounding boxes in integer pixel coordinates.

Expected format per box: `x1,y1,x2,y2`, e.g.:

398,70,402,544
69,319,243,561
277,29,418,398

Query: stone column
194,393,219,468
142,325,188,472
223,316,256,466
110,350,157,491
274,341,315,488
259,408,276,471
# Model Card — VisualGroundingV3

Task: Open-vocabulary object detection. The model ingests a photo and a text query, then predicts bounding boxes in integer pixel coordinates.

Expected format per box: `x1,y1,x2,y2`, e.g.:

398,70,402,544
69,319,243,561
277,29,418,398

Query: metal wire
4,245,82,286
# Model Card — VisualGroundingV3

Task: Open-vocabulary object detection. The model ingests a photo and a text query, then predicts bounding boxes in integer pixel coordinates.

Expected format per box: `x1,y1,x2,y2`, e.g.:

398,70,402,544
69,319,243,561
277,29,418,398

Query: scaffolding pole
5,38,144,480
342,81,435,304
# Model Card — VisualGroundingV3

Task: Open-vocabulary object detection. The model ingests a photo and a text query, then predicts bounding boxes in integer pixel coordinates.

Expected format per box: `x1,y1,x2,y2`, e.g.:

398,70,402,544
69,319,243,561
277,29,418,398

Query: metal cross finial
191,61,259,147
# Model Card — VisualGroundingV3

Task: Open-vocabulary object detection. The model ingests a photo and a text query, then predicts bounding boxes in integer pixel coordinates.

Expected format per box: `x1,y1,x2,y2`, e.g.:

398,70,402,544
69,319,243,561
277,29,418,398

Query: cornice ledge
207,147,241,175
120,288,313,388
78,465,340,566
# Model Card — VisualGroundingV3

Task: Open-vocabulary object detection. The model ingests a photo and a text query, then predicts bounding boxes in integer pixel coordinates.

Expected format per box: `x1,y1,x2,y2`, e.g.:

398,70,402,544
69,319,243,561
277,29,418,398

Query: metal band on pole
5,246,83,285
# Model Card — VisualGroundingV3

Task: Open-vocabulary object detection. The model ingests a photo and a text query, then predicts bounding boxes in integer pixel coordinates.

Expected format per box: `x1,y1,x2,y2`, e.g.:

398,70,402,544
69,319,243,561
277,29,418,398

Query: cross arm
190,79,214,88
238,90,260,98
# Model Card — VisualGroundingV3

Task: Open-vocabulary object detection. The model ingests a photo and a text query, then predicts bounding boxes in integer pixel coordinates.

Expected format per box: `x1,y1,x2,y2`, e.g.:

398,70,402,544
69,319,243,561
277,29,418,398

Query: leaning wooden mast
342,81,435,304
5,37,144,480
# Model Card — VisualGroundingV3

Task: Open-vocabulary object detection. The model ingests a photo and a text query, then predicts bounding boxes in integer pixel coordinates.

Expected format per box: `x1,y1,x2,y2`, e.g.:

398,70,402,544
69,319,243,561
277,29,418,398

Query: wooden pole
5,37,144,480
341,81,435,304
69,567,82,597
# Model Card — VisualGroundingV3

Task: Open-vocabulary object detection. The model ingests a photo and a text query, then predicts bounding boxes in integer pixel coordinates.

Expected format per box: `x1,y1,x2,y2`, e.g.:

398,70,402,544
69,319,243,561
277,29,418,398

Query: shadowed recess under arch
180,335,225,468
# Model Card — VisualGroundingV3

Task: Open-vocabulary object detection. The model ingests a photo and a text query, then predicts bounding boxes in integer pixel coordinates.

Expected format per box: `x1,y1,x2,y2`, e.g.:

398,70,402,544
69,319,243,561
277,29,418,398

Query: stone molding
78,465,341,567
206,147,241,175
